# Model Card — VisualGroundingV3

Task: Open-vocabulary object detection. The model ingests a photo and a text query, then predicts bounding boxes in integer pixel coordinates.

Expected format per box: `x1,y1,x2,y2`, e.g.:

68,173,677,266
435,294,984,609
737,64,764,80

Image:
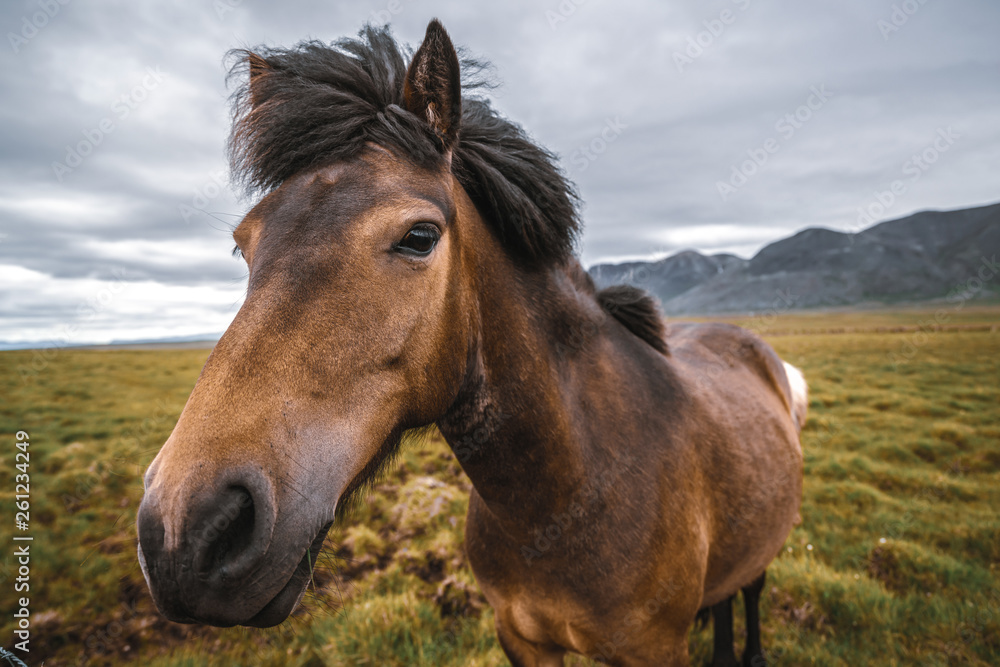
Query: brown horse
137,20,806,666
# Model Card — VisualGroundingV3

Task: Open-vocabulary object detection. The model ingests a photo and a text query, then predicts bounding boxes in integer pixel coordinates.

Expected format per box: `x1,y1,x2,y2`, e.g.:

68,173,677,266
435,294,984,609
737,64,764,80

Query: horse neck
438,244,611,530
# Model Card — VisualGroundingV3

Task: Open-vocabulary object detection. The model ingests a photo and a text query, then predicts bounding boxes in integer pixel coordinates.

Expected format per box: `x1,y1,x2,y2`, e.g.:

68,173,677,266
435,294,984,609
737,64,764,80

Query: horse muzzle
137,462,331,627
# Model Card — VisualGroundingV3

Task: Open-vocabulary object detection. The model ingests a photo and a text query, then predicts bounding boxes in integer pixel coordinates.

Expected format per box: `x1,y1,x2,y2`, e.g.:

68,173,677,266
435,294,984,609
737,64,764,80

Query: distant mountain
105,333,222,346
589,202,1000,314
0,333,221,352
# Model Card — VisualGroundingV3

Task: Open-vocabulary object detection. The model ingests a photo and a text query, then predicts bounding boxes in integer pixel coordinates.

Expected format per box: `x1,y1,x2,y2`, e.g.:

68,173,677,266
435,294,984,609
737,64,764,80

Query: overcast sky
1,0,998,346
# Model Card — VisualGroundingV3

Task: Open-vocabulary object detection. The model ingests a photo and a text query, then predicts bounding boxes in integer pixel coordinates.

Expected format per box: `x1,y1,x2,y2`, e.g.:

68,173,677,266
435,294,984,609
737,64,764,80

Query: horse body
432,217,804,663
136,20,805,666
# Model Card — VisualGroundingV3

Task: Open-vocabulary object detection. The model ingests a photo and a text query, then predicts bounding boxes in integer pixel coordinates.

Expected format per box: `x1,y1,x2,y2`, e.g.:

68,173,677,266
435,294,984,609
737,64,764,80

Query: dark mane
597,284,668,354
227,24,580,265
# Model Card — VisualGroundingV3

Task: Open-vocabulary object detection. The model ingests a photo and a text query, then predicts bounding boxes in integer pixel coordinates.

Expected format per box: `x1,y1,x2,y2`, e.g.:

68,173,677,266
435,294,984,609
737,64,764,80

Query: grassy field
1,306,998,666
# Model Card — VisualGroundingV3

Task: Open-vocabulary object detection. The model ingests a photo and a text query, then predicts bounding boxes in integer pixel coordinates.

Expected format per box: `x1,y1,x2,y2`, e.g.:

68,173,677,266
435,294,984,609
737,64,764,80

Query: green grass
1,307,999,666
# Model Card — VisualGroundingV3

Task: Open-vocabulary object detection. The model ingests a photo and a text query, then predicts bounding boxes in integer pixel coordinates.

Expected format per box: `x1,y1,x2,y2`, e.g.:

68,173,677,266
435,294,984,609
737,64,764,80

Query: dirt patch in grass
865,545,907,594
768,586,828,633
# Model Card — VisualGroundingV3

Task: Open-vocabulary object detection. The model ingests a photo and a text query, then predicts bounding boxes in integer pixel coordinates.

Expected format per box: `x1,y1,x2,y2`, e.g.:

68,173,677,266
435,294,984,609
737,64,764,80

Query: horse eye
396,224,440,256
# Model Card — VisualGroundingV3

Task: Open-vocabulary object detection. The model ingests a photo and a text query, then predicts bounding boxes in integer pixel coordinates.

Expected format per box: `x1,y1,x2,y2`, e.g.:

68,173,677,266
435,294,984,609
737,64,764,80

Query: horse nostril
200,486,255,580
190,484,271,586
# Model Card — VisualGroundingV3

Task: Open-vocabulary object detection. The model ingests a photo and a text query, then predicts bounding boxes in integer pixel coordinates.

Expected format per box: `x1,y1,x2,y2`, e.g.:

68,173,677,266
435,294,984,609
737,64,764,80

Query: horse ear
246,52,272,108
404,19,462,154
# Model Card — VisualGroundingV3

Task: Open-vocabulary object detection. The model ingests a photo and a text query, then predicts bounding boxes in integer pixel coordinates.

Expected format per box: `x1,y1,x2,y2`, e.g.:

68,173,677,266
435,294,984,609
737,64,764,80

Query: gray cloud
0,0,998,344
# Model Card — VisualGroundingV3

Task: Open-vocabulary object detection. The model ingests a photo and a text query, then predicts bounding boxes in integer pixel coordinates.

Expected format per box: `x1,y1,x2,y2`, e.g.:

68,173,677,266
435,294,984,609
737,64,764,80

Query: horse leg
494,617,566,667
741,571,767,667
709,595,740,667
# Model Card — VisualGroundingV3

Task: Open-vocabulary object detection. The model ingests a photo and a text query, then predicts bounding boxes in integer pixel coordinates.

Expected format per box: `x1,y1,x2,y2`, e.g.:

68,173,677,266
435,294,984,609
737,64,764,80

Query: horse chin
243,521,333,628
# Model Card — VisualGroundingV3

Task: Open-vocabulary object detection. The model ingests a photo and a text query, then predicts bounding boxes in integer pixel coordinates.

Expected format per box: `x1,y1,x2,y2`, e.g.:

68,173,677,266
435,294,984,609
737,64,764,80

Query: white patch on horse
782,361,808,433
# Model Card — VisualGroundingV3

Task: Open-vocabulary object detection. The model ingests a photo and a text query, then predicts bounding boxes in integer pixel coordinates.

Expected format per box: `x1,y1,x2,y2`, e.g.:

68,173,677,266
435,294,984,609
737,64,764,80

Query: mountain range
588,202,1000,314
